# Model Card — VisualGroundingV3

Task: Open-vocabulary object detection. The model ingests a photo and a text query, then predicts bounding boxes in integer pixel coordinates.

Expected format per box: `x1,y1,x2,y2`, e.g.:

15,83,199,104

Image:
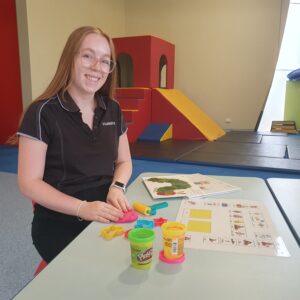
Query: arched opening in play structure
117,53,133,87
159,55,167,88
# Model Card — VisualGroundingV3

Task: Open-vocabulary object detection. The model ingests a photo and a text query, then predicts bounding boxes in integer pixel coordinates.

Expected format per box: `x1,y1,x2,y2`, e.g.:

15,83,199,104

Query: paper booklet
142,174,240,199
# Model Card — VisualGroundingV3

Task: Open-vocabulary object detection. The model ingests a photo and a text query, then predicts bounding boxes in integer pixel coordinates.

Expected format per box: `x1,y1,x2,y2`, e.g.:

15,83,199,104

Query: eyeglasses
78,51,116,73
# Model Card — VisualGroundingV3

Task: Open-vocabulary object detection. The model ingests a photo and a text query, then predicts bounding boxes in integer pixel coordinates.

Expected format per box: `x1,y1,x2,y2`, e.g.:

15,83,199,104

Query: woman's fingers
106,188,131,212
97,202,123,221
79,201,123,222
97,215,110,223
118,198,131,212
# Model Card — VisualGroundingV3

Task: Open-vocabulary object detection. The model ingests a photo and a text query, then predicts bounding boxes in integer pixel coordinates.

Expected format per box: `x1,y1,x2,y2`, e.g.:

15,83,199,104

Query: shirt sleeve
117,102,127,136
17,100,51,144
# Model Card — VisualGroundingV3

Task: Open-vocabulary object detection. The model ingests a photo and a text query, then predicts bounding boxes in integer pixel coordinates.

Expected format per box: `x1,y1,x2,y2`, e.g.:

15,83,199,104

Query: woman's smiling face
70,33,112,97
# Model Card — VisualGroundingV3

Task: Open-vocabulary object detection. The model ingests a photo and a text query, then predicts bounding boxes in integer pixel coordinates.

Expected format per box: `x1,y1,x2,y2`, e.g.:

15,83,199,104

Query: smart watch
111,181,126,192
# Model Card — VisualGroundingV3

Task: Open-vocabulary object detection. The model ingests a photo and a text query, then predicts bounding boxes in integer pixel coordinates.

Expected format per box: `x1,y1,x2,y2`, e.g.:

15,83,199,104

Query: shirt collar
95,92,107,111
57,91,107,112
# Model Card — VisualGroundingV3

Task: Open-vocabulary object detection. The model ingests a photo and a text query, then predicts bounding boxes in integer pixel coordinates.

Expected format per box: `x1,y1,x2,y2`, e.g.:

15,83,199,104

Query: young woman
17,26,132,263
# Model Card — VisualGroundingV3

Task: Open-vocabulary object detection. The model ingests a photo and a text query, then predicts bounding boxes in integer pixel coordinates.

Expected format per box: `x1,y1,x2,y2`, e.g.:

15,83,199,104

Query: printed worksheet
143,174,240,199
176,198,290,257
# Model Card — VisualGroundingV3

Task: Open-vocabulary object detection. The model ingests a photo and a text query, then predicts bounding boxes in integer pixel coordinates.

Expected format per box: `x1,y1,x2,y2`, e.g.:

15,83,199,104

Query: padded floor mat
182,141,286,158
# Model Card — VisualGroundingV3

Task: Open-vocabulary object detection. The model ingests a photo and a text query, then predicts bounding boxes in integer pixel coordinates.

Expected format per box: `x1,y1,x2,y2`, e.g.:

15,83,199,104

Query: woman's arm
18,136,123,222
106,132,132,211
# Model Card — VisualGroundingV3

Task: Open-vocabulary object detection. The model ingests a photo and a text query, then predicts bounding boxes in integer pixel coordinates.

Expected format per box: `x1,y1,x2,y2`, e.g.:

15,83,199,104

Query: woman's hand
78,201,124,223
106,187,131,212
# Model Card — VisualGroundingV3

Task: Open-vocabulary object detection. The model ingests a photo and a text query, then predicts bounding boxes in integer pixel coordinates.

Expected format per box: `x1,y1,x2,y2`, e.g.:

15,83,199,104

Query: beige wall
16,0,289,130
22,0,125,101
125,0,288,130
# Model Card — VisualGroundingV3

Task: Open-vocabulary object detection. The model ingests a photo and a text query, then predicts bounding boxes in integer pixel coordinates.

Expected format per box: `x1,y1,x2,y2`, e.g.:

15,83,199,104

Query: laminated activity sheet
142,174,240,199
176,198,290,257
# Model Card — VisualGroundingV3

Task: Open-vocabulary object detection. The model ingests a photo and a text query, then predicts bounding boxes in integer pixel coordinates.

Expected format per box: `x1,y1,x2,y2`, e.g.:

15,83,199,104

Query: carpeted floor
0,172,40,300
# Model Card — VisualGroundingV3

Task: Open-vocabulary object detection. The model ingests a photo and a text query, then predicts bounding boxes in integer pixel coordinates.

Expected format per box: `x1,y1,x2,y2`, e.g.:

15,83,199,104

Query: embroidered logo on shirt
102,121,116,126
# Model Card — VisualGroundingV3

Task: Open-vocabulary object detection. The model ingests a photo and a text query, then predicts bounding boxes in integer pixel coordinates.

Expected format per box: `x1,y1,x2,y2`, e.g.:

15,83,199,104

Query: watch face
115,181,125,188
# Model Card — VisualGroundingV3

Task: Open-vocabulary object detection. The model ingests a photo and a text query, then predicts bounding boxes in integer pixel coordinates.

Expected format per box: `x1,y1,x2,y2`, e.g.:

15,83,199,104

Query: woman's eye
102,59,110,65
82,53,92,59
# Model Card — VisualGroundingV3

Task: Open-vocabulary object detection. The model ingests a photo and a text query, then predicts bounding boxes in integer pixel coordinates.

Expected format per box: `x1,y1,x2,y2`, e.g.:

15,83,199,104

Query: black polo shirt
18,92,127,196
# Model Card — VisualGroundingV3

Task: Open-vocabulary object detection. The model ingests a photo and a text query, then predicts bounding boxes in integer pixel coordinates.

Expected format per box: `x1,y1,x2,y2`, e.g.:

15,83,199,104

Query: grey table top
267,178,300,246
14,173,300,300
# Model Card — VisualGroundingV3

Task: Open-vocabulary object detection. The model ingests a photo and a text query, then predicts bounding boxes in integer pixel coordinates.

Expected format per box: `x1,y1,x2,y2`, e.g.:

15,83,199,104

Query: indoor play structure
112,35,225,143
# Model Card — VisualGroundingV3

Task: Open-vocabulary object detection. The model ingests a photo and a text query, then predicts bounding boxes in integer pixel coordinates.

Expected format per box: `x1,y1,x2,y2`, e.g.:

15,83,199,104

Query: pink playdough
116,209,138,223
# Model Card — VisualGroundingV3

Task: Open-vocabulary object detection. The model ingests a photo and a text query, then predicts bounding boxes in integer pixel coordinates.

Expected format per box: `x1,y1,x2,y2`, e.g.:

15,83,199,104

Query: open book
142,174,240,199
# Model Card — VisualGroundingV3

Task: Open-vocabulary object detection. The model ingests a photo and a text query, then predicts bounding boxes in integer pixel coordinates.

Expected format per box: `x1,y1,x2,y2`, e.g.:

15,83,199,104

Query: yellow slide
156,89,225,141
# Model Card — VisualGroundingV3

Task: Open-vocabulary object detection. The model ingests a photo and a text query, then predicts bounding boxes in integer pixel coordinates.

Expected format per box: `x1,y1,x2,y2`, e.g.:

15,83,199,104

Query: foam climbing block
152,89,225,141
138,123,172,142
113,36,175,89
284,81,300,130
116,88,152,142
161,124,173,142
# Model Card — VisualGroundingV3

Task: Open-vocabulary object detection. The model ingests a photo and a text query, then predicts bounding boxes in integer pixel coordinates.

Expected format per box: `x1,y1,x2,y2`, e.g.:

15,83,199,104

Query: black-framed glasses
79,51,116,73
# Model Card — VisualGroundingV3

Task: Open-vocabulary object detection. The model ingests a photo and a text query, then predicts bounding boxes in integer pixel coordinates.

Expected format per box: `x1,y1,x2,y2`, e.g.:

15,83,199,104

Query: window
258,1,300,131
159,55,167,88
117,53,133,87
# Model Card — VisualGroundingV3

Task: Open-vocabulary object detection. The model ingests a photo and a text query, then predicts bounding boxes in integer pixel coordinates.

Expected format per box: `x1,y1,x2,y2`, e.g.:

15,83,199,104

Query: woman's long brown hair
8,26,117,144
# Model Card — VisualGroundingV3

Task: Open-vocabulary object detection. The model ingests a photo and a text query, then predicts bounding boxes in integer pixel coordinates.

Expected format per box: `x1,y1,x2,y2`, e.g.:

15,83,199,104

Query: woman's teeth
86,75,99,82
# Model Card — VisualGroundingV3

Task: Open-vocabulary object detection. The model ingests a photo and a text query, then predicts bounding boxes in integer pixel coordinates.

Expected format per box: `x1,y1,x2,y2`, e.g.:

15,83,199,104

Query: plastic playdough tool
133,202,151,216
149,202,168,215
